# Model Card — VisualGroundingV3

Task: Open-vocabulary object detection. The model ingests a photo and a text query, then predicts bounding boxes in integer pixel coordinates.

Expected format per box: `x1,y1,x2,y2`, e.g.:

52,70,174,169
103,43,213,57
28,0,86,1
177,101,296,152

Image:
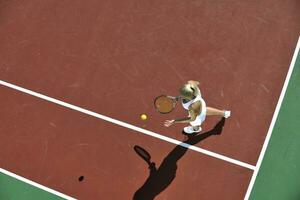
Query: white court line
0,79,255,170
0,168,76,200
244,36,300,200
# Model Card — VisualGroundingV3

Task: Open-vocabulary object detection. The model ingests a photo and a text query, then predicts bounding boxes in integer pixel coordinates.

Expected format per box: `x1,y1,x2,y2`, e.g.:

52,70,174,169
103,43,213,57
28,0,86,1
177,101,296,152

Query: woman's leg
206,107,225,116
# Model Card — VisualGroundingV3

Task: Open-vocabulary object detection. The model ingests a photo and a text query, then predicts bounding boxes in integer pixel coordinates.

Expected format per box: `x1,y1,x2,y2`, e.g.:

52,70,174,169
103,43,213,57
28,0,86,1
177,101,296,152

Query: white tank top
182,95,204,110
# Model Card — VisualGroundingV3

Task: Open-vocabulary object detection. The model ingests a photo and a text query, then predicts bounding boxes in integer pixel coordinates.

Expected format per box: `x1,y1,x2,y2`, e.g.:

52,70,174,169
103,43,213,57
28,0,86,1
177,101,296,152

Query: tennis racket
134,145,151,164
154,95,179,114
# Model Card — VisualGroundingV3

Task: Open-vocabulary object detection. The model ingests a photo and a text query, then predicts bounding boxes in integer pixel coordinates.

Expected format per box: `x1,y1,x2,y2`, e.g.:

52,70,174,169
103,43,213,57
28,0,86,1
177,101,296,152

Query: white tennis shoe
183,126,202,134
224,110,231,118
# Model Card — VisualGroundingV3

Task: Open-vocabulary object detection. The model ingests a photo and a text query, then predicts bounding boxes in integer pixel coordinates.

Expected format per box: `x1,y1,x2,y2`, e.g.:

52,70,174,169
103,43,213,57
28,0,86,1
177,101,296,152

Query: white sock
224,110,231,118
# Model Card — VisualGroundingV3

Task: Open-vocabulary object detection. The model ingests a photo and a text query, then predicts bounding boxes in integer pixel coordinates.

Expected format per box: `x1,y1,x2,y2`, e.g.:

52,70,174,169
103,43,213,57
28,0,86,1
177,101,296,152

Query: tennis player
164,80,230,134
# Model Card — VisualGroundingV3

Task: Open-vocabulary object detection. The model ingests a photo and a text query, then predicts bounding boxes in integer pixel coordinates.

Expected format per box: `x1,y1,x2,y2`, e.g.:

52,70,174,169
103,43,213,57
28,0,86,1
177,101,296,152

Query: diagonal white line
0,168,76,200
0,79,255,170
244,36,300,200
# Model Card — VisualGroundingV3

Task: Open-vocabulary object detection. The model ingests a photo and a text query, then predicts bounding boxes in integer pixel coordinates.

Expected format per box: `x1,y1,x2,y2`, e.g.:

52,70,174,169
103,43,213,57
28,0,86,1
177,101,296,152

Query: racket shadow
133,117,226,200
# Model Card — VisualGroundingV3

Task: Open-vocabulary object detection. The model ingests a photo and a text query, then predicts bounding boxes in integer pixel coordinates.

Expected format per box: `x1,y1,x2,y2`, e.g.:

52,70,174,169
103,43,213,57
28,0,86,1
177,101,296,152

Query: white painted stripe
0,168,76,200
0,79,255,170
244,36,300,200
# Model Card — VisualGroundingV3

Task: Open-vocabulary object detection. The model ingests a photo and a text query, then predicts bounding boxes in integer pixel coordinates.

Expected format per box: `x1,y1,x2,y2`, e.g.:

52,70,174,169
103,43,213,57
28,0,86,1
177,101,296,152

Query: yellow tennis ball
140,114,147,120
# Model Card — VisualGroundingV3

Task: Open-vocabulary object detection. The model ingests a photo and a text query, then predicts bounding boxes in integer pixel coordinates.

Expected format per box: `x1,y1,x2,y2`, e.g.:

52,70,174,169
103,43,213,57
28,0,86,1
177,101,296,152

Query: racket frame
153,95,179,114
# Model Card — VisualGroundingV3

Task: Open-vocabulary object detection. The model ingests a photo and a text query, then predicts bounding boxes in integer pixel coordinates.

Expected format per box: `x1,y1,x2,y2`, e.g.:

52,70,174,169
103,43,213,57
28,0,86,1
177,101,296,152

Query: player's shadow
132,117,226,200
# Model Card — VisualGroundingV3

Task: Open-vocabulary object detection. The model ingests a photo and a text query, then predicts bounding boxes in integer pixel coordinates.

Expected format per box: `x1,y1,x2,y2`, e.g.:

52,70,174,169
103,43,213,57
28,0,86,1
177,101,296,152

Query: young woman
164,80,230,134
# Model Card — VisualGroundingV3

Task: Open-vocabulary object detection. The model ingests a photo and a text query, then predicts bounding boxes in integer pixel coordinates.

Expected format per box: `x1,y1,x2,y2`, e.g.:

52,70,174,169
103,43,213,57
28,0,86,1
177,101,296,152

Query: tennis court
0,1,300,199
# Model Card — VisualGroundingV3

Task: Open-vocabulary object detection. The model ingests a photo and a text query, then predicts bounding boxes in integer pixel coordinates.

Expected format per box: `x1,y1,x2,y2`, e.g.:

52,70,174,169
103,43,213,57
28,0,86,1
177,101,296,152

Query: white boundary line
244,36,300,200
0,168,76,200
0,79,255,170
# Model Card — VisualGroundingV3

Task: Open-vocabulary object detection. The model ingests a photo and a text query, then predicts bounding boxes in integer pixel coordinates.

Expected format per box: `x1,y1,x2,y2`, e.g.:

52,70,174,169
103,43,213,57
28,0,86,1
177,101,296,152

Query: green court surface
0,170,69,200
249,46,300,199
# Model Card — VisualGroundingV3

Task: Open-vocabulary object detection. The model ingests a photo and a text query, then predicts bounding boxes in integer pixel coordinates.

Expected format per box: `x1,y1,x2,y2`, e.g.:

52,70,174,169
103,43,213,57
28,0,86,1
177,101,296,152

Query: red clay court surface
0,1,300,199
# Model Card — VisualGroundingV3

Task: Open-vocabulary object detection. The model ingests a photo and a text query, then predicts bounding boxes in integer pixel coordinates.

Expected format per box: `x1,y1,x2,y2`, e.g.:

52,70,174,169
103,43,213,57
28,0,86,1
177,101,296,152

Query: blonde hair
179,83,201,98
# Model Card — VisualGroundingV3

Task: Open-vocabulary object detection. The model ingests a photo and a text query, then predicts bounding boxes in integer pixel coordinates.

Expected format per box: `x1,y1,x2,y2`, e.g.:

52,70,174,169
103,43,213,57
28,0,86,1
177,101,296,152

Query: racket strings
154,96,176,114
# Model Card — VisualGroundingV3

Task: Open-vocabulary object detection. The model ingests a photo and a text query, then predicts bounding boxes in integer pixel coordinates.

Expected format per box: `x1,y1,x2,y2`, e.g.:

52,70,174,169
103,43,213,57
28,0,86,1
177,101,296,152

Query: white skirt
189,98,207,126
